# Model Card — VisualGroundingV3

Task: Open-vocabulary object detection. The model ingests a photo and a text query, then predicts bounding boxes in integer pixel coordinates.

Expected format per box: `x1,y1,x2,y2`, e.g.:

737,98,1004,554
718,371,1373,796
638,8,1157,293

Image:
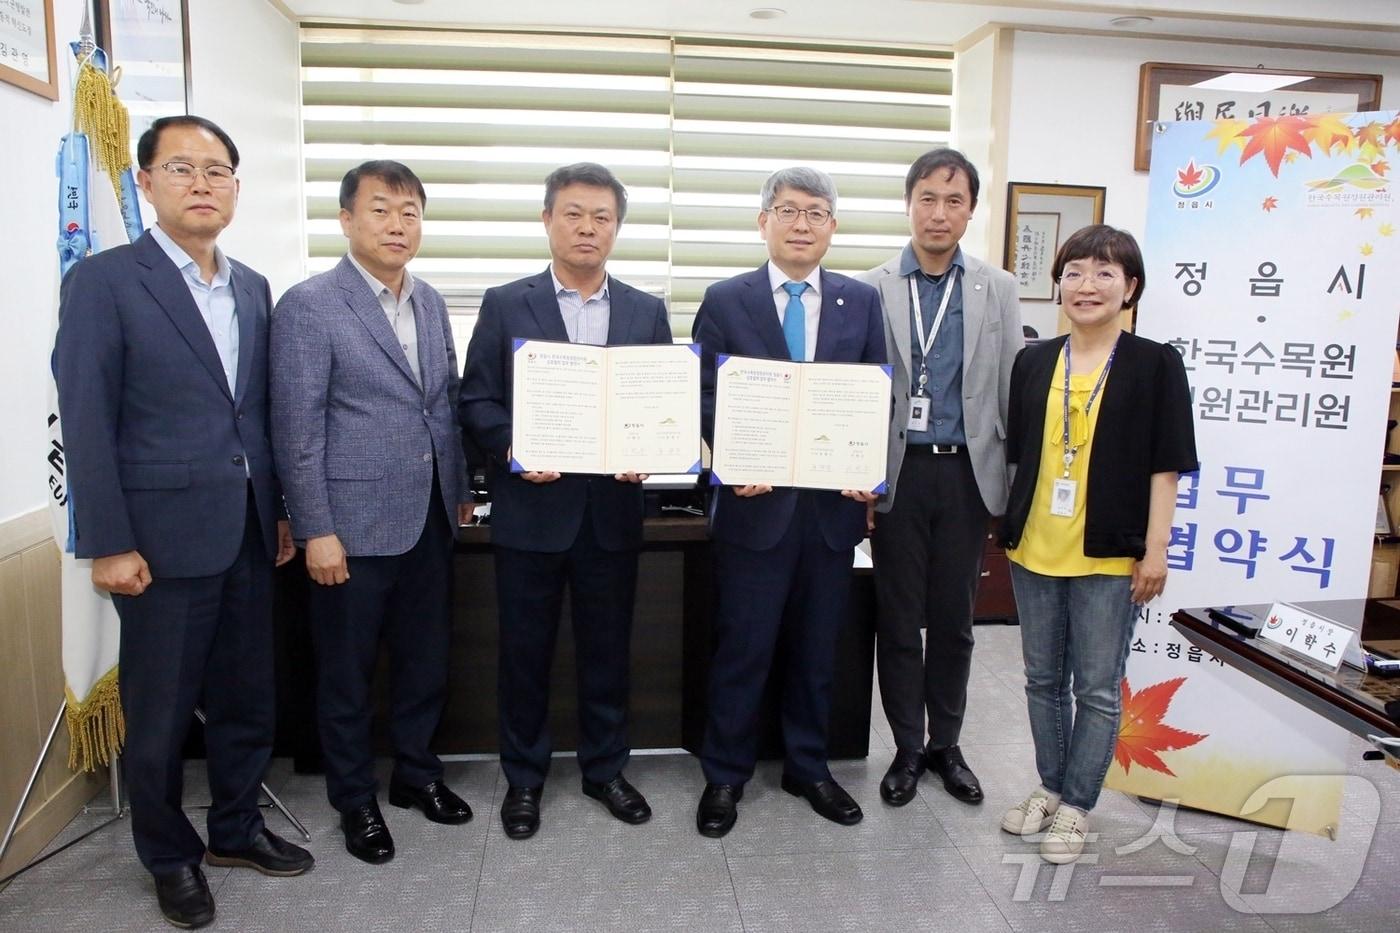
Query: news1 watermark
1001,774,1382,914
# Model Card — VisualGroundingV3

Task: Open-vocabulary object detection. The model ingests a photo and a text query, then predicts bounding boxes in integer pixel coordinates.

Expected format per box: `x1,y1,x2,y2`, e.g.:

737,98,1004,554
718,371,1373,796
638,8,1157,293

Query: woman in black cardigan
997,225,1198,864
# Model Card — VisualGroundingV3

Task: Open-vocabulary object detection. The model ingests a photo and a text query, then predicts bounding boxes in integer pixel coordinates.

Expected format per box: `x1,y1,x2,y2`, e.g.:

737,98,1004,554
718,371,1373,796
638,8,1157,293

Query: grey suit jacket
271,256,468,556
858,250,1024,516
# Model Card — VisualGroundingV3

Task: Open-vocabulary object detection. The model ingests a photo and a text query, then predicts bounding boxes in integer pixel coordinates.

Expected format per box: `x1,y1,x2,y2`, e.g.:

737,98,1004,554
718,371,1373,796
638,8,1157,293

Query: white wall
188,0,304,298
0,0,88,524
951,32,998,262
0,1,300,524
1005,30,1400,335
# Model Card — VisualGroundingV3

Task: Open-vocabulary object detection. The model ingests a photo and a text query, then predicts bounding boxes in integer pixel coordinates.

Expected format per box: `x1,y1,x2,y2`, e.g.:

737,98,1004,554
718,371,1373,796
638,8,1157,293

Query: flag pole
0,702,67,870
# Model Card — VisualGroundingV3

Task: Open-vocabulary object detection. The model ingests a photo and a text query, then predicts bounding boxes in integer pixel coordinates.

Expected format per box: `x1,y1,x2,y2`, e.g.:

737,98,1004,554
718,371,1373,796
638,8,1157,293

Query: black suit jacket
53,230,280,577
459,269,673,552
693,265,887,552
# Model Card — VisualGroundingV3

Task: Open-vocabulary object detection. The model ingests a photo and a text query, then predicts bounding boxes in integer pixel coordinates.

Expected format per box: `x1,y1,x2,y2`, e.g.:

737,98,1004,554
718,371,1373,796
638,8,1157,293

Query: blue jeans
1009,563,1135,812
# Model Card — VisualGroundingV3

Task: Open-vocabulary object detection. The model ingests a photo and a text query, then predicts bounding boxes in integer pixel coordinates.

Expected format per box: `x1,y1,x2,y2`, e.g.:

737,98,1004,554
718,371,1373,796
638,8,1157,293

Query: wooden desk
1171,605,1400,740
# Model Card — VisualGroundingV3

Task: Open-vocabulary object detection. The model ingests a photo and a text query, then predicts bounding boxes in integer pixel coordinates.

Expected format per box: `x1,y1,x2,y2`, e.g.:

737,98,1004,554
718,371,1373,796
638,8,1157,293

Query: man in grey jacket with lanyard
860,148,1024,809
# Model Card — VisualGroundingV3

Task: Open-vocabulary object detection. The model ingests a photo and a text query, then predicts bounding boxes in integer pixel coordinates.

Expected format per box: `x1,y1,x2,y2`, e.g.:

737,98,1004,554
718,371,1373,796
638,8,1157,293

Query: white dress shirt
766,261,821,362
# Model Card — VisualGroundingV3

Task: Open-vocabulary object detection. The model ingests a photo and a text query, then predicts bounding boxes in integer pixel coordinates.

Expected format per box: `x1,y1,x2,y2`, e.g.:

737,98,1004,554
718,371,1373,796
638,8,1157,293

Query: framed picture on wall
94,0,191,136
1134,62,1382,172
1003,183,1105,303
0,0,58,100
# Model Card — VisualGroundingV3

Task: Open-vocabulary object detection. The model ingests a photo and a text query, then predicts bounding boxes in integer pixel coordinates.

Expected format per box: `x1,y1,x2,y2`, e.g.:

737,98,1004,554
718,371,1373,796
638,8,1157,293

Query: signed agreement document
510,339,701,475
710,354,890,492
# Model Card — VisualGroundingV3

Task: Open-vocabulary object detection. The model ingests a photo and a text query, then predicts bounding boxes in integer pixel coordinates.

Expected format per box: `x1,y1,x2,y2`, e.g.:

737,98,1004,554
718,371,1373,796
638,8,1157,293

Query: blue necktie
782,281,808,361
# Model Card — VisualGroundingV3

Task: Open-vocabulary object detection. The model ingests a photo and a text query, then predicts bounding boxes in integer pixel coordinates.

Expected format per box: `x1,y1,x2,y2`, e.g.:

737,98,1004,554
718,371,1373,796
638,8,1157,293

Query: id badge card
906,394,930,432
1050,477,1077,517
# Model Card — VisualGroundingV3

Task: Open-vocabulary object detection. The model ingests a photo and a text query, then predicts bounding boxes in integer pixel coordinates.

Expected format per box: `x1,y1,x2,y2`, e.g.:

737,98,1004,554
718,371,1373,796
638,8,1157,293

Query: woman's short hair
1051,224,1146,307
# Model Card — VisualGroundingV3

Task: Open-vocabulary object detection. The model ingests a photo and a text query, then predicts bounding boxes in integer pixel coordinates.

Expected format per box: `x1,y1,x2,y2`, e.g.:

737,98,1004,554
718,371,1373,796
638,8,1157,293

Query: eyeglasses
1059,269,1121,287
157,161,237,188
767,205,832,227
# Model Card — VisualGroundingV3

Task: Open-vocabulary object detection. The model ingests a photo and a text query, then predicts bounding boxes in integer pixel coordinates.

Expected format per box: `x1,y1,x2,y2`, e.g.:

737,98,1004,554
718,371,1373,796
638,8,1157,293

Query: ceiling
277,0,1400,54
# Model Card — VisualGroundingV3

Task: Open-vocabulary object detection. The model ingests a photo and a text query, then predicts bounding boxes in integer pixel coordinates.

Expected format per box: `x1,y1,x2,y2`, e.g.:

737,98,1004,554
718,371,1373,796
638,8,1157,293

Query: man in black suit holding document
459,163,671,840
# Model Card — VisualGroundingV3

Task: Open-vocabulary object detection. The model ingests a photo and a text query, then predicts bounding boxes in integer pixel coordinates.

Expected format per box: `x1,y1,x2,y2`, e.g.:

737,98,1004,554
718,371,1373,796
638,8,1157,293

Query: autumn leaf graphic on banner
1303,112,1356,155
1115,677,1208,776
1238,115,1312,177
1205,118,1248,155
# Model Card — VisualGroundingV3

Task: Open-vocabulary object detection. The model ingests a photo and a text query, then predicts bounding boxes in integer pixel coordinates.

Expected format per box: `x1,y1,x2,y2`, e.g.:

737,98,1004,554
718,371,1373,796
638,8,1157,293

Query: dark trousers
494,503,638,788
308,489,453,812
115,491,273,875
871,448,990,752
701,492,854,786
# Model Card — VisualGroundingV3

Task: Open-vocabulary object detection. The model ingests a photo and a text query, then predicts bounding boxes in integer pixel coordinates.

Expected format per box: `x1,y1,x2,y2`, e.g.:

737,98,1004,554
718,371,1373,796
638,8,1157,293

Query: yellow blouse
1006,349,1136,577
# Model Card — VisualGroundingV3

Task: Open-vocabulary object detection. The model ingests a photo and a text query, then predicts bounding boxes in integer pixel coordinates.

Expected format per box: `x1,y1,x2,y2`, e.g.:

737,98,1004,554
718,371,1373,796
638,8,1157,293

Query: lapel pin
836,298,844,306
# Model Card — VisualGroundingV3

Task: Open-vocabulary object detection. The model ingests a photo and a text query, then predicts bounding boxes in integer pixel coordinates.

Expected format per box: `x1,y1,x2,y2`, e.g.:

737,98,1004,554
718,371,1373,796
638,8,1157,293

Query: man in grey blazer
860,149,1024,809
271,161,475,864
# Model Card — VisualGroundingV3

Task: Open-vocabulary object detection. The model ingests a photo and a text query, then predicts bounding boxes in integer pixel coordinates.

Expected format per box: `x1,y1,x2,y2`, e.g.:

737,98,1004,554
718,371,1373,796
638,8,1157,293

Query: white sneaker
1000,789,1058,836
1040,806,1089,864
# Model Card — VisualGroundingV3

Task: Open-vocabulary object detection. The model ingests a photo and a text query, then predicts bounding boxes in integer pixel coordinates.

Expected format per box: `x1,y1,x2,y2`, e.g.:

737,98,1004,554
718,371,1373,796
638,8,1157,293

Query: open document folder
710,354,891,493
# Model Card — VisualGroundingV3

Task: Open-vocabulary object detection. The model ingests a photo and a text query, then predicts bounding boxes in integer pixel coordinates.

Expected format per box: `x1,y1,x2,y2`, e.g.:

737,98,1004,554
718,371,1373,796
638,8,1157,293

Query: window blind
300,26,952,344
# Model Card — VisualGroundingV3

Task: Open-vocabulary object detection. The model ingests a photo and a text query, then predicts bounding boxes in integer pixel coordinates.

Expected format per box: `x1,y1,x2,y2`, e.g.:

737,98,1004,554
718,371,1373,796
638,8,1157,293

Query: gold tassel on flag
72,59,131,208
64,667,125,772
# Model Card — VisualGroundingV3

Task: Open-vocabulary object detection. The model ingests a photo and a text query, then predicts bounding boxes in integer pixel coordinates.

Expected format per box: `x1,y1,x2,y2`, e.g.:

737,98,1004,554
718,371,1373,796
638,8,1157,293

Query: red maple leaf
1261,196,1278,212
1373,159,1390,177
1385,114,1400,147
1239,115,1312,177
1356,121,1386,151
1115,677,1208,777
1176,160,1204,188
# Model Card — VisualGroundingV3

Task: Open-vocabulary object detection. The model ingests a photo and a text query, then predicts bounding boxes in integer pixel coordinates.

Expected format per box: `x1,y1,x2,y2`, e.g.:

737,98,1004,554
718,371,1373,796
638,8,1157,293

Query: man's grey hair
760,167,838,212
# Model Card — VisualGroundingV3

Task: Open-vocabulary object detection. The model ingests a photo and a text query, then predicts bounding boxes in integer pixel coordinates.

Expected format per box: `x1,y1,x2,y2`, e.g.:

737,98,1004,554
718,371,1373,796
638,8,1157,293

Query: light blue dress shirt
151,223,238,393
551,266,611,345
347,252,421,386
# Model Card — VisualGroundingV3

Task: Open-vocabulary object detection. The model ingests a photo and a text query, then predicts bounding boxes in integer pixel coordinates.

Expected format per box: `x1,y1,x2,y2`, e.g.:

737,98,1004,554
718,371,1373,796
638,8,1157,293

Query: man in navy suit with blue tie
460,163,671,840
54,115,312,929
692,168,886,837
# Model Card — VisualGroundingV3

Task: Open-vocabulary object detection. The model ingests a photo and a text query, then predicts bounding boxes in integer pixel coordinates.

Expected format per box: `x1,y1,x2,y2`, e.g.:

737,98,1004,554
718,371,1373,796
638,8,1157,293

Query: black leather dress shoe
153,864,215,929
341,800,395,864
206,828,314,876
696,783,743,838
389,778,473,825
879,749,928,807
926,744,984,804
501,785,543,840
781,774,863,825
582,773,652,824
